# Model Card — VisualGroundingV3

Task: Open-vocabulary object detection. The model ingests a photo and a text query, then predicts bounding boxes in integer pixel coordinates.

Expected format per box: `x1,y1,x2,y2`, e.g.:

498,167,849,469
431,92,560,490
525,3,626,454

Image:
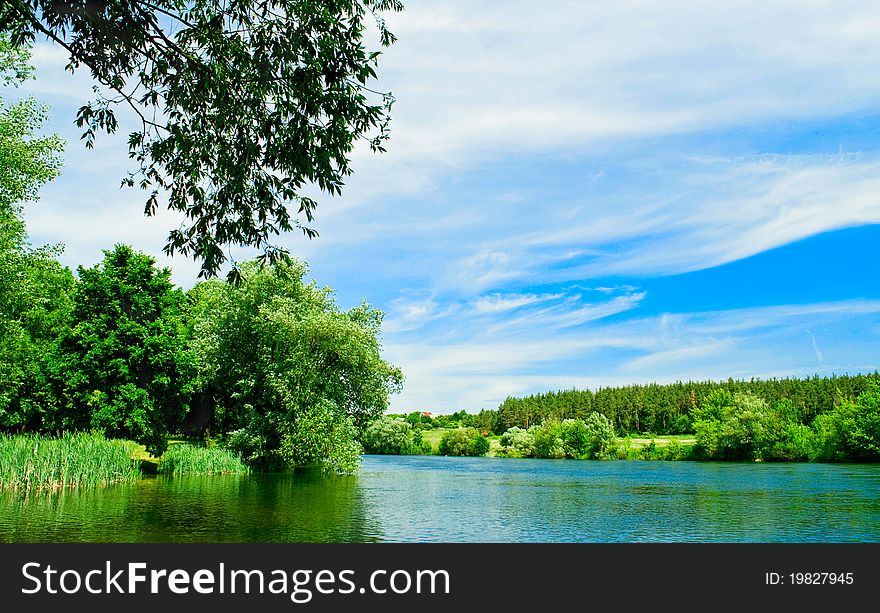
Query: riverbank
418,428,697,460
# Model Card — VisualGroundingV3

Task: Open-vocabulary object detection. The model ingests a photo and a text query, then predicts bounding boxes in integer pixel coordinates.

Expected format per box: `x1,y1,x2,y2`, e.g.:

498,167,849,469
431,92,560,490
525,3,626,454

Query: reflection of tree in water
6,461,880,542
121,469,385,542
0,472,385,542
0,482,141,542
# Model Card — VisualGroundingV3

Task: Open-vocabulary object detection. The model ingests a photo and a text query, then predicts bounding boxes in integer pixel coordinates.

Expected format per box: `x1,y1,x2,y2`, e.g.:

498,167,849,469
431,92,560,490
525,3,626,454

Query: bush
639,439,658,460
438,427,488,456
694,392,819,461
663,438,681,461
411,430,433,455
810,384,880,462
362,417,417,455
560,418,590,459
471,435,490,456
583,412,617,459
530,420,564,458
499,426,536,458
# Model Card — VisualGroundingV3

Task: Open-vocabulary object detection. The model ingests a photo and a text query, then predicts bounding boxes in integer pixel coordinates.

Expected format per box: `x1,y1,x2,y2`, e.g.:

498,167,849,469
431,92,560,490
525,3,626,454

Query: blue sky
6,0,880,412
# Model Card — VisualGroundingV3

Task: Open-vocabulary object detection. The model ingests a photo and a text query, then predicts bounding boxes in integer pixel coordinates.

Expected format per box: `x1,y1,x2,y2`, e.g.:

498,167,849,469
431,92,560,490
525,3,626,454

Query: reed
157,443,249,475
0,432,141,492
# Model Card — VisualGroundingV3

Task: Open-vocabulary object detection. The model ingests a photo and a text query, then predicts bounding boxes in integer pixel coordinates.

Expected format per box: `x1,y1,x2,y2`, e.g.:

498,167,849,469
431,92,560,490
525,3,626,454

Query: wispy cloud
384,299,880,411
807,329,824,363
10,2,880,414
472,293,563,314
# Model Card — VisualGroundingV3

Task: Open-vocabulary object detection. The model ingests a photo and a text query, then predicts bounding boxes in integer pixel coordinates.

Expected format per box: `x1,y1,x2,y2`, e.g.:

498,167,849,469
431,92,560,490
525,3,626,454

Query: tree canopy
0,34,70,432
0,1,403,278
51,244,195,453
188,258,403,471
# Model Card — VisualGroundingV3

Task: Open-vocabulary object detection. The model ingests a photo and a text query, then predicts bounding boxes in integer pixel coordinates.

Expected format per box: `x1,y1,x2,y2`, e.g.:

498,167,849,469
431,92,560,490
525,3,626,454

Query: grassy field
625,434,696,449
419,428,445,452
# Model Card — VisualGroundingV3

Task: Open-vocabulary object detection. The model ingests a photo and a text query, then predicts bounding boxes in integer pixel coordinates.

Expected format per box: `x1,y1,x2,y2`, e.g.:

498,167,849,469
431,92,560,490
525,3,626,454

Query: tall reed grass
0,432,141,492
157,443,249,475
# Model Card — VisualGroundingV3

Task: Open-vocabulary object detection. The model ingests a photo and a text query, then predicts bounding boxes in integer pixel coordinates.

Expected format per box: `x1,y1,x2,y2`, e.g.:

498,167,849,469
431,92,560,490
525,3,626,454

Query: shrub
663,438,681,461
810,384,880,462
530,420,564,459
438,427,488,456
583,412,617,459
560,418,590,459
499,426,536,458
694,392,819,461
362,417,417,455
471,435,490,456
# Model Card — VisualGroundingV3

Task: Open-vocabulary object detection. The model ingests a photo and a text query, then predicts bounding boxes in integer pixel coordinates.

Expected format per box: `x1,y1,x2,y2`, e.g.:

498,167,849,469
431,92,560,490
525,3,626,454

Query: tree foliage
438,427,488,457
811,384,880,462
362,416,427,455
492,374,880,436
1,1,403,278
51,245,194,453
582,412,617,459
188,258,402,472
0,34,70,432
498,426,535,458
501,413,617,460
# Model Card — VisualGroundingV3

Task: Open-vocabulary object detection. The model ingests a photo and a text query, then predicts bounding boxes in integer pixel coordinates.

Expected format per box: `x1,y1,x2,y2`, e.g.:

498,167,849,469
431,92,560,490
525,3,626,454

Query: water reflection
1,467,384,542
2,457,879,542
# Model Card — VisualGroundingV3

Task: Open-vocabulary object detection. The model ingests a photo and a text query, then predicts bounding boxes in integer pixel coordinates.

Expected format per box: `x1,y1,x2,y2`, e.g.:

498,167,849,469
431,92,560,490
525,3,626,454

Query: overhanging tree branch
0,0,402,279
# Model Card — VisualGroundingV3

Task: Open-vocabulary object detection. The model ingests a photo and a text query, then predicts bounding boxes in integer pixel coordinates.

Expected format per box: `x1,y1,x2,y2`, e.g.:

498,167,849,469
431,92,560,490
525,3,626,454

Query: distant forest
452,373,880,435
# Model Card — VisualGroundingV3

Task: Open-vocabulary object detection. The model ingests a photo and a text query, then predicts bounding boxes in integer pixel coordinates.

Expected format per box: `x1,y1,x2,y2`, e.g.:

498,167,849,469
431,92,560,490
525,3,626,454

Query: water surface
2,455,879,542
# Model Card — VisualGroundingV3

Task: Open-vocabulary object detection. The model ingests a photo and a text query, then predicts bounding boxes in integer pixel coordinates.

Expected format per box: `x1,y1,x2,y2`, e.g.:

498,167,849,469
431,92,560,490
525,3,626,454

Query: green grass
419,428,445,452
157,442,249,475
624,434,696,449
0,432,141,492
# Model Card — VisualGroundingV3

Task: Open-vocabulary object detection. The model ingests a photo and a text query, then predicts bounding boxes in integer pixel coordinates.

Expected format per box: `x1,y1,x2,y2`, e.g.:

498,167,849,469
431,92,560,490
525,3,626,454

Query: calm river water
2,455,879,542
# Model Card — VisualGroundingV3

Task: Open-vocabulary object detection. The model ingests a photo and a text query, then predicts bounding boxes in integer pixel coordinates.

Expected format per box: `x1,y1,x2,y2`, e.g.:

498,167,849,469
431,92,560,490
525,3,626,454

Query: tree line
369,380,880,462
1,242,403,474
485,375,879,436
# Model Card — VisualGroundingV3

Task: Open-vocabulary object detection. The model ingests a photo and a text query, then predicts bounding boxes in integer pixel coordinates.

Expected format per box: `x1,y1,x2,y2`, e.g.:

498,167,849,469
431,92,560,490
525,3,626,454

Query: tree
52,244,195,453
1,1,402,278
362,416,417,455
438,427,488,457
498,426,536,458
559,418,589,459
188,258,402,472
582,412,616,459
530,420,564,459
0,33,70,432
811,384,880,462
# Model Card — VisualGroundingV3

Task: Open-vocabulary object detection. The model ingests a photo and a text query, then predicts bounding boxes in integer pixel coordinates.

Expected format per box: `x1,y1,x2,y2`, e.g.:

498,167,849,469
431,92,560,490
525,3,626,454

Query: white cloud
373,0,880,167
473,293,563,314
384,299,880,411
18,2,880,288
10,2,880,415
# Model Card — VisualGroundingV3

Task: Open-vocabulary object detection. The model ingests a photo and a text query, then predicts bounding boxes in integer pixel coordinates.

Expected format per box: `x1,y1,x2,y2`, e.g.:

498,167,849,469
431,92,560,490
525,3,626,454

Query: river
2,455,879,542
